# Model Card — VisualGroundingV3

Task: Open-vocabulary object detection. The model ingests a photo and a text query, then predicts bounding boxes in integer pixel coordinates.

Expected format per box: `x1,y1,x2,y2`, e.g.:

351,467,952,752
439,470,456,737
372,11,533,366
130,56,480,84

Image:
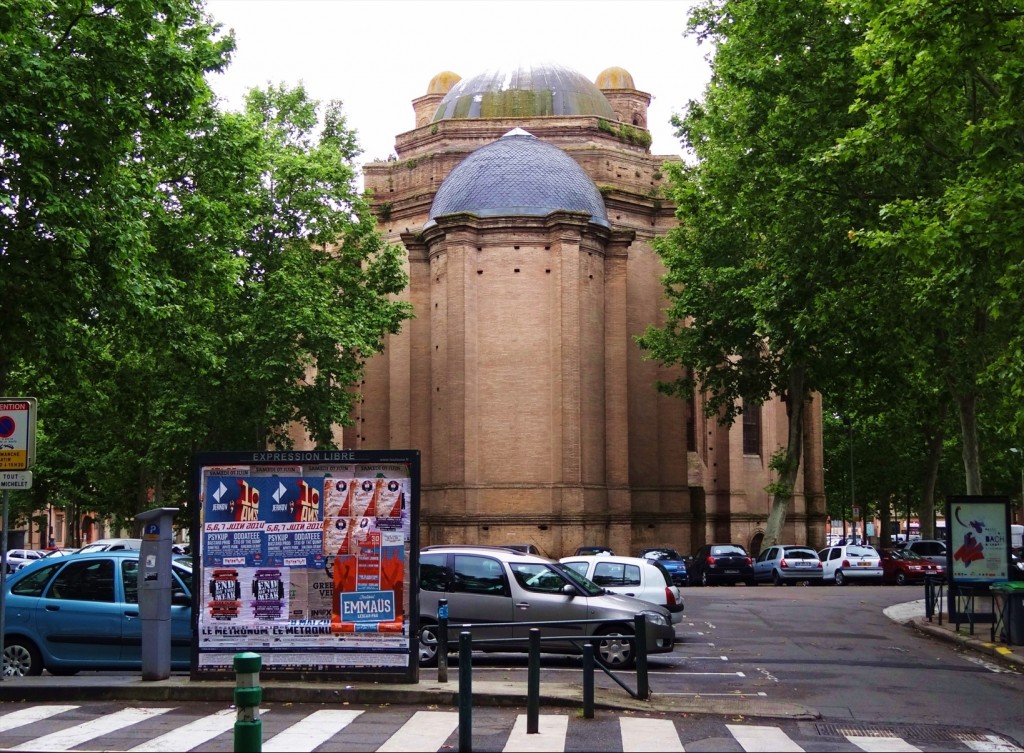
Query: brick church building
334,62,826,558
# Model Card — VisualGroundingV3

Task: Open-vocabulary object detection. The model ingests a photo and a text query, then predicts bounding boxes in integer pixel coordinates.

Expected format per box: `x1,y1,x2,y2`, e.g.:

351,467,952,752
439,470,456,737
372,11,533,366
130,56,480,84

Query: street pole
848,419,855,542
1012,448,1023,525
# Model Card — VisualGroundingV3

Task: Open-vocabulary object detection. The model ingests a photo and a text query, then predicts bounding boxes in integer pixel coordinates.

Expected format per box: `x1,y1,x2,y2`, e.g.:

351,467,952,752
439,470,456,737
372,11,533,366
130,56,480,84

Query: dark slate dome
425,129,609,229
431,62,617,121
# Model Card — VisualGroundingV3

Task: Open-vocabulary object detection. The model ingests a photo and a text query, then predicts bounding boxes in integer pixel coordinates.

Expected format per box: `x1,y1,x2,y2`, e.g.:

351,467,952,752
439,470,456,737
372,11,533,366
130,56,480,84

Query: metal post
582,644,595,719
438,598,449,683
848,419,855,540
633,614,649,700
233,652,262,753
527,628,540,733
0,489,8,681
458,631,472,753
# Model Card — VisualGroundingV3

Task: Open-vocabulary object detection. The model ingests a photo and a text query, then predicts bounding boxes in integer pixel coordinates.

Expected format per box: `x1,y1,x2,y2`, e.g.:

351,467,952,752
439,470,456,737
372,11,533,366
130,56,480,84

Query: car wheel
835,570,846,586
3,638,43,677
773,571,784,587
418,622,441,668
593,626,636,670
896,572,908,586
745,578,756,587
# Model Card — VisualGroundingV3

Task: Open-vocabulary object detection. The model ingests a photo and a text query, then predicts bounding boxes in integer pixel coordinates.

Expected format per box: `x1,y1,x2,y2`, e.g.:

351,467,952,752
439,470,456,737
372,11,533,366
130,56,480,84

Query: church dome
426,71,461,95
431,62,617,121
596,66,636,90
425,129,609,229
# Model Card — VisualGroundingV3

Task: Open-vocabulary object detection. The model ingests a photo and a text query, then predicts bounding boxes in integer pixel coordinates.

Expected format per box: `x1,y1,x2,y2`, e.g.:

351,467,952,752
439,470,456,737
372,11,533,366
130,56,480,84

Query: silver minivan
418,545,675,669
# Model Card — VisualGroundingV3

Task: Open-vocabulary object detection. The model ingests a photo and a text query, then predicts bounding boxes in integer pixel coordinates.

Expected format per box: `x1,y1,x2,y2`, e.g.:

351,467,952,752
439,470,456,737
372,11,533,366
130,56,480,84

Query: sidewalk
0,599,1019,718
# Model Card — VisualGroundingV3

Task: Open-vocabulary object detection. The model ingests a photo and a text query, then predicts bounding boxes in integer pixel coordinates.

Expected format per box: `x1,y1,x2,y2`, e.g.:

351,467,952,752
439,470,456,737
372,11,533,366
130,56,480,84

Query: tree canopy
1,2,412,537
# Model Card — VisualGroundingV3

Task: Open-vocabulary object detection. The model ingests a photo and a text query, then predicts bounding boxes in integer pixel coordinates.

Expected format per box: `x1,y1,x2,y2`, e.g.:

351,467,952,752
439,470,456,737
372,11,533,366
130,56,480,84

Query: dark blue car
637,547,688,587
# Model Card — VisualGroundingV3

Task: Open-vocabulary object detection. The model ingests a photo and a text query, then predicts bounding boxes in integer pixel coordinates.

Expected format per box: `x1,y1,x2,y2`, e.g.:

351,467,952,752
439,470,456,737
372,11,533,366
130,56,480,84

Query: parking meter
135,506,179,681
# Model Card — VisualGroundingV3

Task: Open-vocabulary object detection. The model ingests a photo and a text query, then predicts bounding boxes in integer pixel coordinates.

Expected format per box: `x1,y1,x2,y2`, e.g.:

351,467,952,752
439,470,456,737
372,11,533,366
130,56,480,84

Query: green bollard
233,651,263,753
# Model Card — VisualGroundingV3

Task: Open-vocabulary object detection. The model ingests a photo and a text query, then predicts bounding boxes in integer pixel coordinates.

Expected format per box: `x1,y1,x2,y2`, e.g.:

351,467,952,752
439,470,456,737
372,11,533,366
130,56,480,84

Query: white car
817,544,883,586
3,549,44,573
559,555,684,623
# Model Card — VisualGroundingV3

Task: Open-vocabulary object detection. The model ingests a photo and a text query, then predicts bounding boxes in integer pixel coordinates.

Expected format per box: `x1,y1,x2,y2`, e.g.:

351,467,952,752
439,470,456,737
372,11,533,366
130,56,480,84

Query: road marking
0,706,77,733
657,691,768,697
848,735,920,751
728,723,803,752
620,717,684,752
8,707,172,751
377,710,459,752
959,734,1024,752
503,714,568,752
263,709,363,752
129,708,240,752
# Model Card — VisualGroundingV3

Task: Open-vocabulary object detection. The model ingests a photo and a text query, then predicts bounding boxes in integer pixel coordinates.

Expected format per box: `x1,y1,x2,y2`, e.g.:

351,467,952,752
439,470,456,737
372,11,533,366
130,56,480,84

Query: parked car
16,547,79,571
894,539,947,566
3,549,193,676
559,555,684,623
635,547,688,587
880,548,944,585
688,544,755,587
752,545,824,586
76,538,143,554
572,546,614,557
418,545,674,670
2,549,45,574
817,544,883,585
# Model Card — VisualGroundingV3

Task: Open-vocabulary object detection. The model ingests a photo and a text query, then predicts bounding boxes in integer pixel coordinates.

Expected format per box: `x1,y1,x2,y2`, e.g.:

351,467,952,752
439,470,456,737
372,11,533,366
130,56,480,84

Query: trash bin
991,582,1024,645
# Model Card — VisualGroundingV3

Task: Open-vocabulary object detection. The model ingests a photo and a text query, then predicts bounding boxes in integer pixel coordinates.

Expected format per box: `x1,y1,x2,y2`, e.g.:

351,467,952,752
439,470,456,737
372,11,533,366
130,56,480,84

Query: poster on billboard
191,450,419,682
946,495,1011,584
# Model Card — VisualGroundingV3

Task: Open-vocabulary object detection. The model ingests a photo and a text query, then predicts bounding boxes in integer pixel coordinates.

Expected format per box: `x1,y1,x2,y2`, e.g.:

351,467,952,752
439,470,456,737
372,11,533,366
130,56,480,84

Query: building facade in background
303,63,827,558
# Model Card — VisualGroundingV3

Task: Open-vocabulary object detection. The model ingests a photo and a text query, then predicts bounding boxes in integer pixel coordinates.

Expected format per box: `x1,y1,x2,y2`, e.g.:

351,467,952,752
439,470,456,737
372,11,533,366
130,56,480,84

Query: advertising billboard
190,450,419,682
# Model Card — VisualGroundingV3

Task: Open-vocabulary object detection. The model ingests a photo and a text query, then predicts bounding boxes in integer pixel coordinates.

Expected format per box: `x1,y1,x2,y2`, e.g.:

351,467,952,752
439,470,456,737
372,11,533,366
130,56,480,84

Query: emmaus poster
191,450,419,678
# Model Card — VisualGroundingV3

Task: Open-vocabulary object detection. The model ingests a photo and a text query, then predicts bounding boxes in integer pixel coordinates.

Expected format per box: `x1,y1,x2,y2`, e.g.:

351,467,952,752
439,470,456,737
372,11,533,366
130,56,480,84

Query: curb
908,617,1024,670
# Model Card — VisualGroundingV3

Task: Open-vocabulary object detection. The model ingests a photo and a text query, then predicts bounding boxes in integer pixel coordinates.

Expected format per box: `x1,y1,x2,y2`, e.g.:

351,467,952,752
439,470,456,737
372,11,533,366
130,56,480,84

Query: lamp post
1011,448,1023,524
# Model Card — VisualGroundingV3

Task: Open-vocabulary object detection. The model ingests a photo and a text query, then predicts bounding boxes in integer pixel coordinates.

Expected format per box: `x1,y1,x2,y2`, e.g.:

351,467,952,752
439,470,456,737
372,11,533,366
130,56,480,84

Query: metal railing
429,600,654,752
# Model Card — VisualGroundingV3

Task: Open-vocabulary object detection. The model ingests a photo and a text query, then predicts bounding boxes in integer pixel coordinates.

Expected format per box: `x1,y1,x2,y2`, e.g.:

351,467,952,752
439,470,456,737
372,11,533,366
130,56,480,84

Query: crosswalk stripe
262,709,363,752
7,707,173,752
376,710,459,753
961,735,1024,752
847,735,921,752
0,706,77,734
127,708,238,752
503,714,569,752
727,723,804,752
620,717,685,752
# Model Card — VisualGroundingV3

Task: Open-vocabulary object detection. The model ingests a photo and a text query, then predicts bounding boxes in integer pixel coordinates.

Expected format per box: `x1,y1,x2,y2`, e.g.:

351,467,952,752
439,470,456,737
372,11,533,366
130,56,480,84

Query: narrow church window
743,402,762,456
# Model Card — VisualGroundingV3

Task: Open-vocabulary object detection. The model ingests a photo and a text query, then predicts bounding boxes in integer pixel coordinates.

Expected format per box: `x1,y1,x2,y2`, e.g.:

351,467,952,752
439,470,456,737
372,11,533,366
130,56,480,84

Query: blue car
637,547,688,587
3,549,193,676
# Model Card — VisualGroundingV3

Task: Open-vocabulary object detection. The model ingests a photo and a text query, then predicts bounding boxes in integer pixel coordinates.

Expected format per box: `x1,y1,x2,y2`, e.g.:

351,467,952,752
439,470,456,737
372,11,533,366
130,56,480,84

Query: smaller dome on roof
427,71,462,95
596,66,636,90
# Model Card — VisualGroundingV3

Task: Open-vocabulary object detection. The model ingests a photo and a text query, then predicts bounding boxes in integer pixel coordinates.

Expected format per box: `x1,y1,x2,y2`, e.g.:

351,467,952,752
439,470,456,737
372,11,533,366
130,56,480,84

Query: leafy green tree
639,0,877,548
837,0,1024,492
0,0,234,395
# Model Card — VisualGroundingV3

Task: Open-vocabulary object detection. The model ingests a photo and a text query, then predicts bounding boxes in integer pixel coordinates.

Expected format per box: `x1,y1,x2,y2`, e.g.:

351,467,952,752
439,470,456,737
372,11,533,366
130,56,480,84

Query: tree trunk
762,367,807,550
956,391,982,495
920,408,946,540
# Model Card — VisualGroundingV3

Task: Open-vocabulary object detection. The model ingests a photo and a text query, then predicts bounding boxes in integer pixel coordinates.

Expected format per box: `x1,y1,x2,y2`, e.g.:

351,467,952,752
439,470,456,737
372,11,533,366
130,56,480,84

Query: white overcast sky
202,0,714,167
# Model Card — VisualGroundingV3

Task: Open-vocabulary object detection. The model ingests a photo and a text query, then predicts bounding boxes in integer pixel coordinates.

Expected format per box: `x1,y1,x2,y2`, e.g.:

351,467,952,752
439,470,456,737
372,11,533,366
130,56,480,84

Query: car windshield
896,549,927,561
848,546,878,557
551,562,604,596
710,546,746,556
644,549,682,560
782,548,817,559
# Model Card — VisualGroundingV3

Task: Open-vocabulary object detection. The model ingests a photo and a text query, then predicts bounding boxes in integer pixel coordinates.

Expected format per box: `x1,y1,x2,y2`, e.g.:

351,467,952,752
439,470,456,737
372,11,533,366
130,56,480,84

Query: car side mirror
172,590,192,607
562,584,576,597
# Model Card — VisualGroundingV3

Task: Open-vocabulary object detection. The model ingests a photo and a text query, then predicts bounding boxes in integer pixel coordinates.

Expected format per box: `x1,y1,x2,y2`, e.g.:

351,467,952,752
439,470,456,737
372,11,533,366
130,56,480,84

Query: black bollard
458,631,472,752
527,628,540,733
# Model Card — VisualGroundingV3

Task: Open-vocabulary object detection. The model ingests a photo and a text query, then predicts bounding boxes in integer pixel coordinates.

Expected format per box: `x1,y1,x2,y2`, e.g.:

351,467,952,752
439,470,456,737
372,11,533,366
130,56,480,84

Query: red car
880,548,944,585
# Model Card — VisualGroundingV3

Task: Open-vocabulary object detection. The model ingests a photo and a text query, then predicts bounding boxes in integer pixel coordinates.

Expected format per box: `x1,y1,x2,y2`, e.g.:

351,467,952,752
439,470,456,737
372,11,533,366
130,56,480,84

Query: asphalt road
453,583,1024,745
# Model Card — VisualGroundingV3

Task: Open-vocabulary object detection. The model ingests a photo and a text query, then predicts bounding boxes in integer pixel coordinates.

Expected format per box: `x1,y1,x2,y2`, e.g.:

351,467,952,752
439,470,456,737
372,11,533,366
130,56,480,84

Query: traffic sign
852,505,861,519
0,471,32,489
0,398,37,470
